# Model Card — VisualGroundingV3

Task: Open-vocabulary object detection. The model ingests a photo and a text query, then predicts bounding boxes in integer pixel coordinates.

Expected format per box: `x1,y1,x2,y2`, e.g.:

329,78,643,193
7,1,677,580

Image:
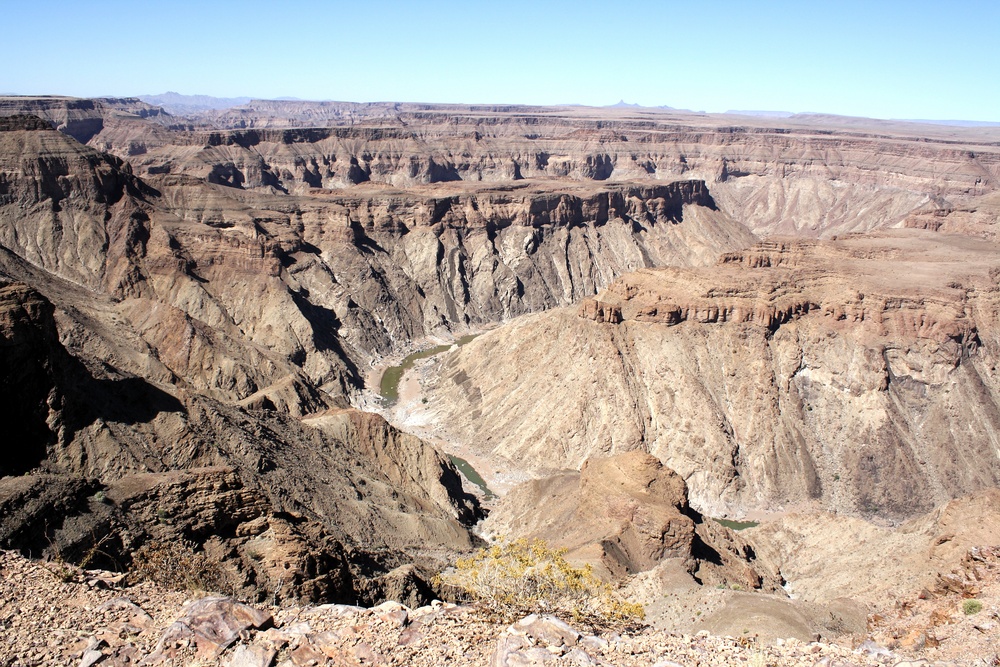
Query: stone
146,597,273,661
224,644,277,667
578,636,608,652
510,615,581,648
309,604,368,617
492,634,532,667
854,640,893,658
397,625,424,647
289,642,326,666
79,649,104,667
96,598,153,627
564,648,598,666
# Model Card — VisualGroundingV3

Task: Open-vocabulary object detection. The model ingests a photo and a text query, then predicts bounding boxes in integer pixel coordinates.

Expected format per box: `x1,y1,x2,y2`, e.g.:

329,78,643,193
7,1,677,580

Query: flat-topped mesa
580,232,990,357
348,180,717,233
0,97,106,143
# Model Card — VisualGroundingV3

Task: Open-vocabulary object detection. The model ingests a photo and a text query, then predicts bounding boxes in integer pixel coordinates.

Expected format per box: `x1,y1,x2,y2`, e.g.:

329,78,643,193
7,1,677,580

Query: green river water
713,518,760,531
378,334,495,498
378,334,480,406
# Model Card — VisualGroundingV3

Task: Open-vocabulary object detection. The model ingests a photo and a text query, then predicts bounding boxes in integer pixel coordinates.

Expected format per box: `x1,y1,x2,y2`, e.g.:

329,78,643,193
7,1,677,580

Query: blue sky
3,0,998,121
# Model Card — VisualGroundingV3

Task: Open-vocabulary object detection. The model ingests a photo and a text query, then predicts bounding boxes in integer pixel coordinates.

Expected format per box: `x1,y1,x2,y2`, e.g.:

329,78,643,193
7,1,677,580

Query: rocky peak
483,451,781,590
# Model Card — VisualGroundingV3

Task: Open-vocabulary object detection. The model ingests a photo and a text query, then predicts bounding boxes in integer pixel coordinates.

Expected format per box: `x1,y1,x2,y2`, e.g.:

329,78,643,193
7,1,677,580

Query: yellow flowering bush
439,538,645,630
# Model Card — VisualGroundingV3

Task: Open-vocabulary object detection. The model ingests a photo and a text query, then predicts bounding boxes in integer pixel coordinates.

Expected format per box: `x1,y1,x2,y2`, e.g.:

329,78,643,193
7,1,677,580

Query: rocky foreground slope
5,546,995,667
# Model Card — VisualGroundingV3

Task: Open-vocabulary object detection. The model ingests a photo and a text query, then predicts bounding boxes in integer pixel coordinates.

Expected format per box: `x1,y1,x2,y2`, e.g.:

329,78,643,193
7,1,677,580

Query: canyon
2,95,1000,663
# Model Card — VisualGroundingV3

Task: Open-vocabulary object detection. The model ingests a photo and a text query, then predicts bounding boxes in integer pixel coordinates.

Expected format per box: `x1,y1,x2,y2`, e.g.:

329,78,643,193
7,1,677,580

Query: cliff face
0,116,155,297
84,102,1000,240
4,97,1000,603
0,278,480,550
6,97,996,241
0,118,492,597
0,118,754,392
0,281,64,476
419,231,1000,520
0,110,759,589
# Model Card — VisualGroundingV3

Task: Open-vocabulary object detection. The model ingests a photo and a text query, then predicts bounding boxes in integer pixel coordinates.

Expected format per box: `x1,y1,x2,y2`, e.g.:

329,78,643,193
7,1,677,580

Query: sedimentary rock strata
421,231,1000,519
3,94,1000,647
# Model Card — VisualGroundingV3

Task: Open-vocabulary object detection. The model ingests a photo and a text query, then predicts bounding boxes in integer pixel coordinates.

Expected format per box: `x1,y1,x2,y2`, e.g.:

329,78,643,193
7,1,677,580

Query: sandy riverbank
353,326,517,502
391,353,528,500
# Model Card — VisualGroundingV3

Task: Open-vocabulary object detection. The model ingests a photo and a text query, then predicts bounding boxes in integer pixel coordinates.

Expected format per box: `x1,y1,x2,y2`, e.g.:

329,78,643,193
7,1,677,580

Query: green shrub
438,538,644,630
963,599,983,615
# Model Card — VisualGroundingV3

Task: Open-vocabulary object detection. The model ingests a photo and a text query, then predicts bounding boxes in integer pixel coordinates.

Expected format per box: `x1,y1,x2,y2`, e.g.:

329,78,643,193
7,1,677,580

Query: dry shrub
439,538,644,630
130,539,232,594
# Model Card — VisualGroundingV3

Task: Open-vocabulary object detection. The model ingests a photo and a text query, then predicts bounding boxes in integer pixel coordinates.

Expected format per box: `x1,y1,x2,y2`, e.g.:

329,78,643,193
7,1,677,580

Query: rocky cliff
4,96,1000,614
0,115,756,387
6,97,997,240
419,231,1000,519
0,277,481,600
0,111,765,596
74,100,1000,239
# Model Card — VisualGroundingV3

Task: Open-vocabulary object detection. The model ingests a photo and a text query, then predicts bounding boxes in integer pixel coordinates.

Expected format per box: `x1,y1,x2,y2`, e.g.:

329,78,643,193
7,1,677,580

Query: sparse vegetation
962,599,983,615
43,531,115,582
130,539,232,595
438,538,645,630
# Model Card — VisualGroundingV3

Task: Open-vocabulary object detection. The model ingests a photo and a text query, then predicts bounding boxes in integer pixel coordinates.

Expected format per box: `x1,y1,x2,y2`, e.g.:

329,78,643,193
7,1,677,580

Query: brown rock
425,232,1000,520
146,597,272,662
483,451,780,590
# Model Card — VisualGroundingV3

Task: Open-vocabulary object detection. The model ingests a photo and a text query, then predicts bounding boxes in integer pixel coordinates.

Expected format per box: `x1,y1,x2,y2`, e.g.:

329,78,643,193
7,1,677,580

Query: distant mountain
607,99,680,110
726,110,795,118
900,118,1000,128
137,92,252,114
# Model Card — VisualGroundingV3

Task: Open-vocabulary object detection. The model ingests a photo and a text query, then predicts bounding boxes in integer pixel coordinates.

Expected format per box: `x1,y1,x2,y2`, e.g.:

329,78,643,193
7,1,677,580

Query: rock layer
0,277,480,602
6,96,998,240
421,231,1000,519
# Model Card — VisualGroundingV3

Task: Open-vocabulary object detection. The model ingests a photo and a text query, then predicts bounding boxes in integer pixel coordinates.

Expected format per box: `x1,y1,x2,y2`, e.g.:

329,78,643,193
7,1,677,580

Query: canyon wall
419,232,1000,519
111,103,1000,238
